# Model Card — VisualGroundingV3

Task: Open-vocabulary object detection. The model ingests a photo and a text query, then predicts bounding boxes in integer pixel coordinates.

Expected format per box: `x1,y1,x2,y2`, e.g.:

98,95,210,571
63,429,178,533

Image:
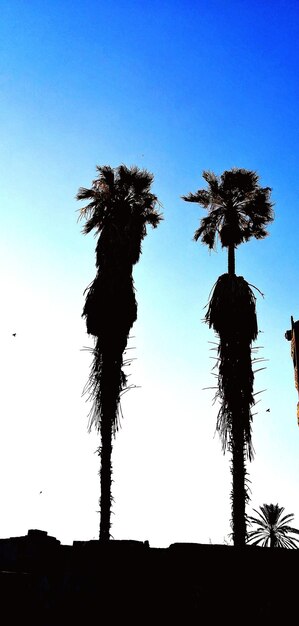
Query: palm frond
202,170,219,194
181,189,211,207
76,186,95,201
95,165,115,190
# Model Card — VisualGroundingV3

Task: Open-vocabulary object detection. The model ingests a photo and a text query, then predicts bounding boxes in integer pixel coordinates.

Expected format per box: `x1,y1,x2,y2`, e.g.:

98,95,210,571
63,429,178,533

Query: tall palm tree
247,504,299,548
183,168,274,546
77,164,162,541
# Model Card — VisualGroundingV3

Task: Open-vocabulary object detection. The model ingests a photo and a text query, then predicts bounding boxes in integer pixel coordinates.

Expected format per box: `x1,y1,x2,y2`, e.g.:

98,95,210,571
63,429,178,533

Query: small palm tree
77,164,162,541
247,504,299,548
183,168,274,547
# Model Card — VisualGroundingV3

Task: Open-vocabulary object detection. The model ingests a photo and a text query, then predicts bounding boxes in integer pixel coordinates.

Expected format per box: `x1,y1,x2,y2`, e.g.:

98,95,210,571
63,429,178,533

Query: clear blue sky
1,0,299,546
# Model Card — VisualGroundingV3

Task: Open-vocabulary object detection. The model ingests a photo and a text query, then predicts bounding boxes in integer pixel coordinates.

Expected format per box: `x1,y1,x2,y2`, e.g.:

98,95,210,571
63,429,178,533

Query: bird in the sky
12,333,16,337
266,408,270,412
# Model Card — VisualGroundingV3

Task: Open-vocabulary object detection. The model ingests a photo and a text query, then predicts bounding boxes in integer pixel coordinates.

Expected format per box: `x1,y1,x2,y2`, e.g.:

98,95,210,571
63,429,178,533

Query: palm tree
247,504,299,548
183,168,274,546
77,164,162,541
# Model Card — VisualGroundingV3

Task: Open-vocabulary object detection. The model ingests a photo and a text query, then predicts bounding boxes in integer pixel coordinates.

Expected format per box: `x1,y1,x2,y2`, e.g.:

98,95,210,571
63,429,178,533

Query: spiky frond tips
183,167,274,250
247,503,299,548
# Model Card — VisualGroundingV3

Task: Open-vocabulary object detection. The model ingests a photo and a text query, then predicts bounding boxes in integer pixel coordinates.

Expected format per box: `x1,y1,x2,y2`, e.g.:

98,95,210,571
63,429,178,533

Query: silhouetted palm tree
247,504,299,548
77,164,162,541
183,168,274,546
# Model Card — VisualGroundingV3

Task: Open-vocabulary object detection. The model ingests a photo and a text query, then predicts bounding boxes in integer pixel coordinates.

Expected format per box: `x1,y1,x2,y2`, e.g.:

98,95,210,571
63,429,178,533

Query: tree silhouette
77,164,162,541
247,504,299,548
183,168,274,546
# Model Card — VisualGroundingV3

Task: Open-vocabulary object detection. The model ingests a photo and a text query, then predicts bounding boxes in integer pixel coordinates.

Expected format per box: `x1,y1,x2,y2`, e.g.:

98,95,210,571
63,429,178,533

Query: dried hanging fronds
205,273,258,460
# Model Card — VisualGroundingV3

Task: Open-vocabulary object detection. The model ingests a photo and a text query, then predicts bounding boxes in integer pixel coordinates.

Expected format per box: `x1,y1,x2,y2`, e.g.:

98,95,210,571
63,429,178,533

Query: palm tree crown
247,504,299,548
183,168,274,251
77,163,162,374
78,164,161,264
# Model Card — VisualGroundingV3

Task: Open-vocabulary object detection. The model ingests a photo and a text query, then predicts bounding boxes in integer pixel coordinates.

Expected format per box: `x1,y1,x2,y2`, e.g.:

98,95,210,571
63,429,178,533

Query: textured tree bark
227,245,247,546
228,243,235,276
99,359,119,542
270,530,276,548
231,417,247,547
100,423,112,541
99,417,113,541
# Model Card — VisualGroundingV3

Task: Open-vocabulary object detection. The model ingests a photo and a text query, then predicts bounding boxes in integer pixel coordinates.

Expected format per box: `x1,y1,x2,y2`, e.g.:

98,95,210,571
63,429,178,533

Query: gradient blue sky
1,0,299,546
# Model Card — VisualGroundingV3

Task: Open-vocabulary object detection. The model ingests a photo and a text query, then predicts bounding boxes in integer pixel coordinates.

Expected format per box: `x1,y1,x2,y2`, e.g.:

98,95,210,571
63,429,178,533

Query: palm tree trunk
231,417,247,547
270,530,276,548
99,358,118,542
227,244,247,547
228,243,235,276
99,416,113,541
